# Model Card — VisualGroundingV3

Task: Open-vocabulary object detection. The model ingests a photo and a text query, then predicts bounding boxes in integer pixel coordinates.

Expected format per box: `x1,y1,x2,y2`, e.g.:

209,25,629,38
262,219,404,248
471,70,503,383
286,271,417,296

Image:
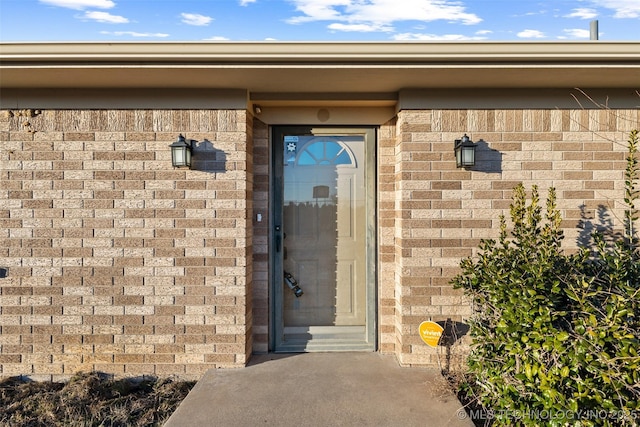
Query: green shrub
453,130,640,426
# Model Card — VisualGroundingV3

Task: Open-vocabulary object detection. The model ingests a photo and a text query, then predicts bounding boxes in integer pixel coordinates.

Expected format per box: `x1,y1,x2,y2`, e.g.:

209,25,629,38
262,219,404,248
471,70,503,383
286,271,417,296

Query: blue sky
0,0,639,41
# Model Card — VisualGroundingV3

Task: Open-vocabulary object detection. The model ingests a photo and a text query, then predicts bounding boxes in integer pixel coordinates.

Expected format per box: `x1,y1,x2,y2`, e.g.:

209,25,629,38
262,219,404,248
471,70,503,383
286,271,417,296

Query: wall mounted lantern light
454,134,477,168
170,134,193,169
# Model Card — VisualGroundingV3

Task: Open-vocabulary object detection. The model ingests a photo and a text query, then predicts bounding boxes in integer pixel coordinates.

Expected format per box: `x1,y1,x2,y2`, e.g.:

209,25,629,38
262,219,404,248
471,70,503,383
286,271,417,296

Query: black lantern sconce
170,134,193,169
454,134,477,168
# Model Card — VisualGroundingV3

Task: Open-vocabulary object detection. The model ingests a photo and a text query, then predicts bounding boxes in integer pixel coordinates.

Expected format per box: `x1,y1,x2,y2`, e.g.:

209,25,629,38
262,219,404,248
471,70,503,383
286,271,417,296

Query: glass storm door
272,127,376,352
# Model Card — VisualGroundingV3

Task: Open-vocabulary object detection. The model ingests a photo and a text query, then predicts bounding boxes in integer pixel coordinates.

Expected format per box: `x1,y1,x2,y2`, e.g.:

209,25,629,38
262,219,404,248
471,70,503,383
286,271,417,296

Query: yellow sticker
419,321,444,348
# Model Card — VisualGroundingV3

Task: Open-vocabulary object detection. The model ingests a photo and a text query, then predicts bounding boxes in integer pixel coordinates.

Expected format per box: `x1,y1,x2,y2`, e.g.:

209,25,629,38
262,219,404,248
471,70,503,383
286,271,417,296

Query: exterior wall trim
0,88,248,110
398,88,640,110
253,106,396,125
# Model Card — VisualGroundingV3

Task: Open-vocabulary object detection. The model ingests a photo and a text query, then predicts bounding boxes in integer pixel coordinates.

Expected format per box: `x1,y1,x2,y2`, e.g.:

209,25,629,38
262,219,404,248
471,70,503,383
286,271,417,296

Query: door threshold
275,342,375,352
277,325,374,352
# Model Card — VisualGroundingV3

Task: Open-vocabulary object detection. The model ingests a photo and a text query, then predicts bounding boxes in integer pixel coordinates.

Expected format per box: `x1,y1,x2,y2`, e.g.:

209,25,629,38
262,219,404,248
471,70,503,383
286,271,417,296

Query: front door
272,127,376,351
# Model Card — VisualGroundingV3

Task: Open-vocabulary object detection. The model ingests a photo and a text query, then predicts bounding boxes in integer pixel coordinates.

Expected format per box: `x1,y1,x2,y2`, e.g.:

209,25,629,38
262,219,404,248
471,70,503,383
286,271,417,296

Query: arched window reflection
296,140,355,166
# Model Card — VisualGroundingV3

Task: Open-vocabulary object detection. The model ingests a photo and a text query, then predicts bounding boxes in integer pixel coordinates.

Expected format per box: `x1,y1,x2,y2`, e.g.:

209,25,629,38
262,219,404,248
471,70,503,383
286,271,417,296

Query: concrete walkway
164,353,474,427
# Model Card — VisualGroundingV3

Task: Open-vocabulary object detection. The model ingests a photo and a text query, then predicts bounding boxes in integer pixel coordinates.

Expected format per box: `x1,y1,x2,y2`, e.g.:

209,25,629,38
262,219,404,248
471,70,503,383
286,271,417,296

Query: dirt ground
0,372,195,427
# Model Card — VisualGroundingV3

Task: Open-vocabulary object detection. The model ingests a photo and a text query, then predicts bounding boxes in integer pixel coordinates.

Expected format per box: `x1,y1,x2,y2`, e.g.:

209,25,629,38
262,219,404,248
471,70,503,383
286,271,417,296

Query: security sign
419,321,444,348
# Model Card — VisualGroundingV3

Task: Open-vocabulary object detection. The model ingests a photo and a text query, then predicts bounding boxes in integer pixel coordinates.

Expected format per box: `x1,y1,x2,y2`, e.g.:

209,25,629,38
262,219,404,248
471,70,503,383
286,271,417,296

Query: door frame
270,126,377,352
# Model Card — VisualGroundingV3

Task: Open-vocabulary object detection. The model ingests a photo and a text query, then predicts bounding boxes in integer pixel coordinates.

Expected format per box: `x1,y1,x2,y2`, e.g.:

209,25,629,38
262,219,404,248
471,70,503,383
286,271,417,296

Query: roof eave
2,41,639,64
1,41,639,92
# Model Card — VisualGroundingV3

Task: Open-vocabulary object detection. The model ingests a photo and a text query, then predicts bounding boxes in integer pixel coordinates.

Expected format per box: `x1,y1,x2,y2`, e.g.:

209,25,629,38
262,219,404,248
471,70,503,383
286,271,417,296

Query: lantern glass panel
172,145,186,167
461,146,475,166
184,145,192,167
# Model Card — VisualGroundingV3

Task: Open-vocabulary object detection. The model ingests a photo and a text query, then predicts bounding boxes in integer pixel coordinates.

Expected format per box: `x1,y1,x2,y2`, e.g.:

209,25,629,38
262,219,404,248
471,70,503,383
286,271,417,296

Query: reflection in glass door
272,127,375,352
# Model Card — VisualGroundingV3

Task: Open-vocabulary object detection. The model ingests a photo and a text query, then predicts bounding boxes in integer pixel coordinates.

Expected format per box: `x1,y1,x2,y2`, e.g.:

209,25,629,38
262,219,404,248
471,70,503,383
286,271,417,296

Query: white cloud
517,29,546,38
475,30,493,35
589,0,640,18
287,0,481,28
39,0,115,9
328,22,393,32
240,0,257,5
181,13,213,26
82,11,128,23
512,10,547,17
563,28,591,38
287,0,348,23
565,8,598,19
203,36,231,40
100,31,169,38
393,32,487,41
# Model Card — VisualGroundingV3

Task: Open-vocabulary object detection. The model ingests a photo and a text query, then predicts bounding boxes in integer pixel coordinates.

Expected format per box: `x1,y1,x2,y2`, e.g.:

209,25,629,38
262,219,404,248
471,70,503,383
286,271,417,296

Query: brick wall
0,109,253,380
2,105,639,376
377,119,399,355
251,119,270,353
393,108,640,366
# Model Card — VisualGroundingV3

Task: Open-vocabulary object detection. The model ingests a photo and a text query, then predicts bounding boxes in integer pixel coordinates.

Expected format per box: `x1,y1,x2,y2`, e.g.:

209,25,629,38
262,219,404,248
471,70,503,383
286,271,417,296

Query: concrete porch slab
164,353,473,427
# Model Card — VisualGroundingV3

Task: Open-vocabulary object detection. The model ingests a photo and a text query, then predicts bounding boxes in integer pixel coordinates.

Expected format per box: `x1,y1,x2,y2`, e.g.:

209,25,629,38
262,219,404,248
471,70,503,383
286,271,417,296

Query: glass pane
335,151,351,165
297,151,314,165
282,135,366,331
462,147,475,166
324,141,341,159
307,141,324,159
